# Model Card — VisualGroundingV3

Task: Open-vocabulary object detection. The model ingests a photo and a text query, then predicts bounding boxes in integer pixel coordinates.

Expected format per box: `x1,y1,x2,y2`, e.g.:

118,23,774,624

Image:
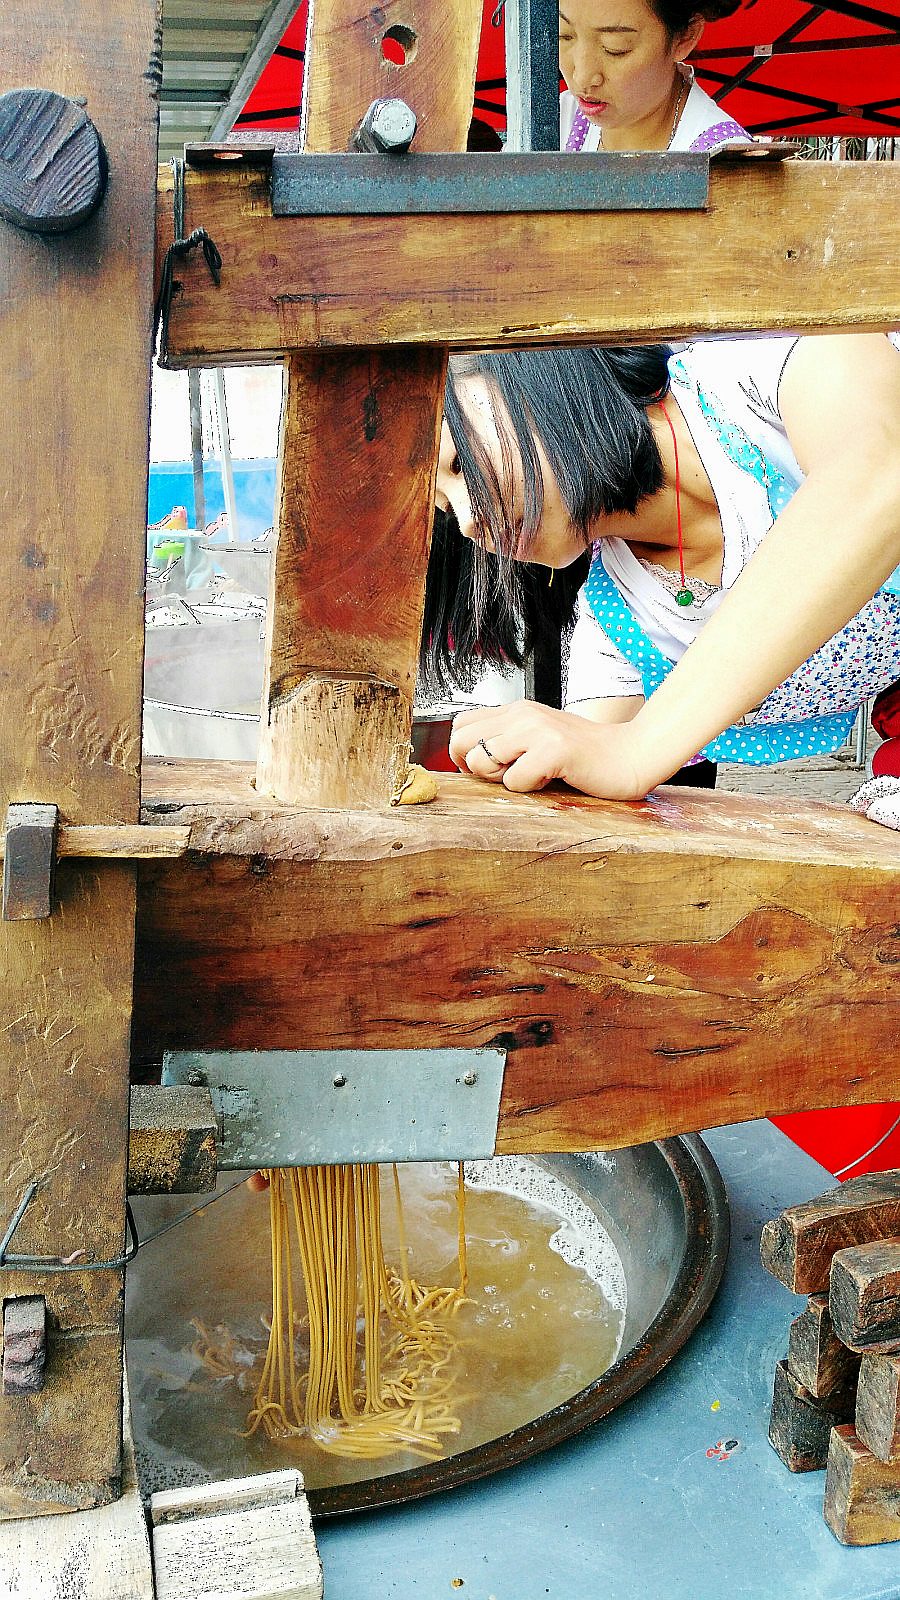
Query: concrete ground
717,721,874,804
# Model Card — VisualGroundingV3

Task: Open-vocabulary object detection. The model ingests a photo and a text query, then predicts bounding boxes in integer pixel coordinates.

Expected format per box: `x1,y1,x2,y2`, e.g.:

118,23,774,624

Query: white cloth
849,776,900,833
559,75,751,154
567,334,800,705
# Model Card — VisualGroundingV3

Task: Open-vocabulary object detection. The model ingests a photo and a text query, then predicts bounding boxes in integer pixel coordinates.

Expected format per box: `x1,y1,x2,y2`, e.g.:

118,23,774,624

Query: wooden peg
856,1353,900,1464
768,1359,853,1473
2,1296,47,1395
829,1239,900,1354
824,1425,900,1546
787,1294,861,1403
759,1172,900,1295
0,88,107,234
2,802,59,920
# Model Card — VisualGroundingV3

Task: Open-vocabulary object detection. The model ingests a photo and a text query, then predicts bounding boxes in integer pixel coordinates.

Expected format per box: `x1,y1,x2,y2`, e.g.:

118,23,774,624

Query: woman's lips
577,96,608,115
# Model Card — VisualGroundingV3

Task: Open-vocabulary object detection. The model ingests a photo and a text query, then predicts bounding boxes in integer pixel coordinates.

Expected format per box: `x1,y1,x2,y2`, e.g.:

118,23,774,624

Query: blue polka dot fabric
583,556,869,766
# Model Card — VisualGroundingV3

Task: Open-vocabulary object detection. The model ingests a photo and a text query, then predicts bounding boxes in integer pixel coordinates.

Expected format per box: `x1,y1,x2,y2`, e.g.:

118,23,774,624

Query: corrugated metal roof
159,0,300,160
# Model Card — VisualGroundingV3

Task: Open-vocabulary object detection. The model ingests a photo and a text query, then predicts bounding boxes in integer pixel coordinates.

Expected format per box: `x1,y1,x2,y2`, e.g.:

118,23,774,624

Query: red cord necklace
657,398,694,607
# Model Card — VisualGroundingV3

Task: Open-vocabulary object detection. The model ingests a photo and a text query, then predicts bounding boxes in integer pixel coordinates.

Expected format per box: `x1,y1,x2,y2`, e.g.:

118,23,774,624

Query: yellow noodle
243,1162,470,1460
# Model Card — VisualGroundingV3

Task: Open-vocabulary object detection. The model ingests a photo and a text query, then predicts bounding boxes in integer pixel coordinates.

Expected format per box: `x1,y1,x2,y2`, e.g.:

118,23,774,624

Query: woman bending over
426,334,900,800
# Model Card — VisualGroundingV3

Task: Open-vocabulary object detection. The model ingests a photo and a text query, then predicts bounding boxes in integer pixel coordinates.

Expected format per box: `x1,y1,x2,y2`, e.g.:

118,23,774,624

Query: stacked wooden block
760,1171,900,1546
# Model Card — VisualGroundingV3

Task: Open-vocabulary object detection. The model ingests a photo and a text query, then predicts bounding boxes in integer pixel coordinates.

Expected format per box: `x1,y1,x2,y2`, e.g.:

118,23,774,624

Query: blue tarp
148,458,277,540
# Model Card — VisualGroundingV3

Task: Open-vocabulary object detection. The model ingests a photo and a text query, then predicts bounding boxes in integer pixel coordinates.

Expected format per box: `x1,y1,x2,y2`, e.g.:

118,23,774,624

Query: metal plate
271,151,709,216
162,1047,507,1165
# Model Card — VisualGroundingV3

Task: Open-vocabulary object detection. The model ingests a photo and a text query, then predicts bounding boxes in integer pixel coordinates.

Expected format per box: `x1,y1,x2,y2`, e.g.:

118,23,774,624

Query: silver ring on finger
477,737,500,764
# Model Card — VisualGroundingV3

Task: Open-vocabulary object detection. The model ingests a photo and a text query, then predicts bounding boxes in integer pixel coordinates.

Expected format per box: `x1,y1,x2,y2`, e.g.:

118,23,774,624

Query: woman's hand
449,701,658,800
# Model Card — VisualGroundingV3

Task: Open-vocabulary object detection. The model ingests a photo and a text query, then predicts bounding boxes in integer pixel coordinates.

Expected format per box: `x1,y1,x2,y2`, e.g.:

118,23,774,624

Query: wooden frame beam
133,762,900,1154
0,1,158,1519
157,157,900,362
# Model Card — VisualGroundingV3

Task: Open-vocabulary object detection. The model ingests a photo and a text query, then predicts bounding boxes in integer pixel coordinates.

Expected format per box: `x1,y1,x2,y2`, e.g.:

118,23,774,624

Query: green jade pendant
675,587,694,607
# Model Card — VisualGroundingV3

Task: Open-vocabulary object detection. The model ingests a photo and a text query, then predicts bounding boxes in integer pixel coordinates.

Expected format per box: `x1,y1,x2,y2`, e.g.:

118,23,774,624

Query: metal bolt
350,97,418,154
463,1071,478,1087
333,1073,347,1089
187,1070,204,1087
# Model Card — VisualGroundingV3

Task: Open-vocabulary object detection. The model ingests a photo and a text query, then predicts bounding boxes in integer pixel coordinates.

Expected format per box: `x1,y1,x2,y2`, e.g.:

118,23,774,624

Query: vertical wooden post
0,3,159,1515
255,0,483,808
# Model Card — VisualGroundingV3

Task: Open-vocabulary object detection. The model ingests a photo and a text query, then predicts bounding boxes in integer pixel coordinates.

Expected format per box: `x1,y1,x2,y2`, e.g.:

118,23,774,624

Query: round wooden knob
0,87,107,234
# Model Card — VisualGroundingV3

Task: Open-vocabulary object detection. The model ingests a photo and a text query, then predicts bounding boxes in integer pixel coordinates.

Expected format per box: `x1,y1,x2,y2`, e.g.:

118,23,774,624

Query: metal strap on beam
270,150,710,214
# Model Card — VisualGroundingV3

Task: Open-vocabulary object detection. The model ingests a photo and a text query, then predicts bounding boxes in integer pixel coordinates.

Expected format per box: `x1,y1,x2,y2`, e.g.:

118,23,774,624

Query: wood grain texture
158,159,900,361
787,1295,860,1403
0,1384,153,1597
0,0,158,1516
768,1359,852,1473
856,1354,900,1464
760,1173,900,1296
824,1425,900,1546
255,0,482,807
829,1240,900,1354
0,88,106,233
131,764,900,1152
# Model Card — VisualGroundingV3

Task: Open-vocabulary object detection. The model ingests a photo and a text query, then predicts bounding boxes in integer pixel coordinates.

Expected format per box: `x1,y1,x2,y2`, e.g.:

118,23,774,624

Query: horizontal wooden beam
156,158,900,360
131,760,900,1154
0,823,190,863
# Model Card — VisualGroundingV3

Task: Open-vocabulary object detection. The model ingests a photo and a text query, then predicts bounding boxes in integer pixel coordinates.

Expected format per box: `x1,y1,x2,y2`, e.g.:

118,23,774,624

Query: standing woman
559,0,751,154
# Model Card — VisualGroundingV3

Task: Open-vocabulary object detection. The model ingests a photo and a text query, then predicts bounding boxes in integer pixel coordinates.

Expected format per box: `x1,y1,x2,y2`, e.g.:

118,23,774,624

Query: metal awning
159,0,300,162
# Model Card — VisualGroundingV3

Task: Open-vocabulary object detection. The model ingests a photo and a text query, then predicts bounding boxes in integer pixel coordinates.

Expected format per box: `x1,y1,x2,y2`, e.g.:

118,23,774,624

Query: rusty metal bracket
2,802,58,920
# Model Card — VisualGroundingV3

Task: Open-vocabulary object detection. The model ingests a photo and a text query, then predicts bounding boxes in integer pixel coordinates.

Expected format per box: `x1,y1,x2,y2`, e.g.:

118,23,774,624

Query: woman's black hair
651,0,745,34
419,343,670,695
420,510,590,696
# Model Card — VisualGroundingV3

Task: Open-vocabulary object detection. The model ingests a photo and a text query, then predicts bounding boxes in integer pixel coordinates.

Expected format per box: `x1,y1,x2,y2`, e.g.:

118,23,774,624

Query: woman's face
559,0,703,139
435,377,588,570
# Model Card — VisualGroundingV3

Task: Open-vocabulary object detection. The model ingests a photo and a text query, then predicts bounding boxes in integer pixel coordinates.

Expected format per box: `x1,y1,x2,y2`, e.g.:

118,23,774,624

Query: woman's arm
565,695,645,724
451,336,900,798
624,335,900,784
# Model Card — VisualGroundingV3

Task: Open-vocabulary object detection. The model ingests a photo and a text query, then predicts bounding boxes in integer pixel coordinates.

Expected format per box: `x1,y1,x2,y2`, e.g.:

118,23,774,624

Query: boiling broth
127,1159,625,1494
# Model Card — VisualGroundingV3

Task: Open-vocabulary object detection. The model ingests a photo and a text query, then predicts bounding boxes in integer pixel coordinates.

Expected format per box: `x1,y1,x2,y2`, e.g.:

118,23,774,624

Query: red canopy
239,0,900,140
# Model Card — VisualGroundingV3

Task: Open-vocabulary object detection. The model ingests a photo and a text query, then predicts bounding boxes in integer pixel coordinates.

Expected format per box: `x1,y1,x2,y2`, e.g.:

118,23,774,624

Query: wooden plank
0,1384,154,1598
824,1425,900,1546
157,159,900,361
856,1353,900,1464
787,1294,861,1403
130,763,900,1151
150,1469,322,1600
0,823,190,862
760,1174,900,1296
830,1240,900,1353
768,1359,852,1473
254,0,482,808
127,1085,218,1195
0,0,158,1516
